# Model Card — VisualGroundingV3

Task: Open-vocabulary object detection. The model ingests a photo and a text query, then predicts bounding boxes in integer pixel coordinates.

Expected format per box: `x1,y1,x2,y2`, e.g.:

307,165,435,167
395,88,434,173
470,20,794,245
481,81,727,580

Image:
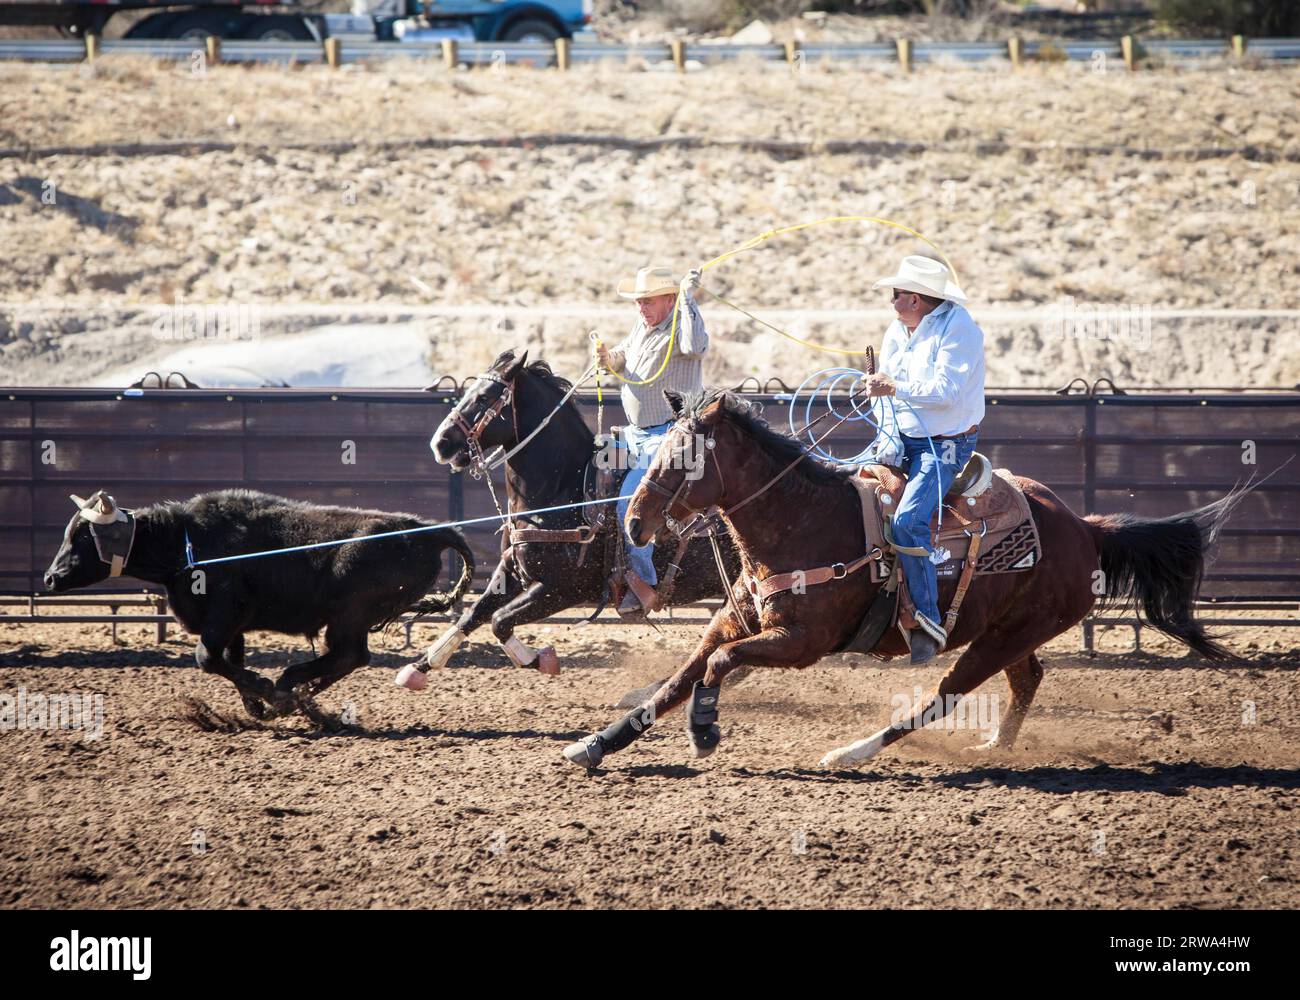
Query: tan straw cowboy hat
617,265,679,300
871,255,967,304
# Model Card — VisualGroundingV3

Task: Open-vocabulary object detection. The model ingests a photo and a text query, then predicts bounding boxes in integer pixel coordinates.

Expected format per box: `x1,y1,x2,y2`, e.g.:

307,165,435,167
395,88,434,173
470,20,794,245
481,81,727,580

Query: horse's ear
503,350,528,378
663,389,685,417
697,399,723,426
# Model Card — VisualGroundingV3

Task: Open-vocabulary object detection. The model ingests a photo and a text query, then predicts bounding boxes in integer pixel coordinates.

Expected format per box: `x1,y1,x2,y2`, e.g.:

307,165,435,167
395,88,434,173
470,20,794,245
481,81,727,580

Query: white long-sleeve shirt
879,300,985,438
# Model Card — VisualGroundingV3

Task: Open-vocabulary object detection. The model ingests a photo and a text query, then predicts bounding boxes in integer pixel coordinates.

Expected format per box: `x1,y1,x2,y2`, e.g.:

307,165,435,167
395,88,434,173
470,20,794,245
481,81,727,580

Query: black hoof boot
563,703,658,770
687,682,722,758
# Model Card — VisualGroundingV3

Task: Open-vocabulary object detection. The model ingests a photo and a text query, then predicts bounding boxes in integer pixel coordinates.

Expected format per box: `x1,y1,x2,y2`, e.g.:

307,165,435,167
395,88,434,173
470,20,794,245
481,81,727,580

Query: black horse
44,489,475,718
403,349,740,686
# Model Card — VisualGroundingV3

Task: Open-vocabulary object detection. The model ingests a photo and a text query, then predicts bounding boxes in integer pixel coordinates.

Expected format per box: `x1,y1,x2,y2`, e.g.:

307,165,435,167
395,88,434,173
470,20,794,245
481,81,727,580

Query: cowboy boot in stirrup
910,613,948,666
617,570,657,621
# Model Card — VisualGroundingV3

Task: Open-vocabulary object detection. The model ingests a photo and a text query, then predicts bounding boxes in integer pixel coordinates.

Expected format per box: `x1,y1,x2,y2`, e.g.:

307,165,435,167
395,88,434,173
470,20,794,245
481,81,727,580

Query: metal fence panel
2,388,1297,608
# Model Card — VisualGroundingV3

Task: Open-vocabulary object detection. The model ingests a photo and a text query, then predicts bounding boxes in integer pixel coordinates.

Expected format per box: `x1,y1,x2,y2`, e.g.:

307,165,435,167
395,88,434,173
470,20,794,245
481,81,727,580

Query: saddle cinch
841,453,1042,656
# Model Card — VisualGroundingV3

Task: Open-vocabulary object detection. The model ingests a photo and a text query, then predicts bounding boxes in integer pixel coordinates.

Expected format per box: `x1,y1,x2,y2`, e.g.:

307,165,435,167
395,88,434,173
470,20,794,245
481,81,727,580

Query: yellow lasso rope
597,297,685,387
598,214,955,381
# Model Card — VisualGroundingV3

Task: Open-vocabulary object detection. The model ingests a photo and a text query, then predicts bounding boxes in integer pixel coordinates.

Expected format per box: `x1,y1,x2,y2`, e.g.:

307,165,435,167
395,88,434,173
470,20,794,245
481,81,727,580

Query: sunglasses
891,288,916,302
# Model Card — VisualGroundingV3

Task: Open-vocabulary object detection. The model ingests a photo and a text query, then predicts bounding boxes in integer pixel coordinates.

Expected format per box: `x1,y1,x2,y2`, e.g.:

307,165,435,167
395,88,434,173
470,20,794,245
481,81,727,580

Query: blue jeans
892,430,979,629
616,420,672,586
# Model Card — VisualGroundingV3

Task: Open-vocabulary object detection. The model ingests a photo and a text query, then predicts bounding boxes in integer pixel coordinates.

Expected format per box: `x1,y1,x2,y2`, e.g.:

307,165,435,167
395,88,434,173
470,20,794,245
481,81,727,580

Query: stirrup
914,612,948,650
619,571,657,618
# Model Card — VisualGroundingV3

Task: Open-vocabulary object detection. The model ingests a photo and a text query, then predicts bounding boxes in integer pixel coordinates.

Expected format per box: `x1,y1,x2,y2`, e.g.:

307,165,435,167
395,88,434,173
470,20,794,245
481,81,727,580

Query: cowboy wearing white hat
595,264,709,618
862,254,985,665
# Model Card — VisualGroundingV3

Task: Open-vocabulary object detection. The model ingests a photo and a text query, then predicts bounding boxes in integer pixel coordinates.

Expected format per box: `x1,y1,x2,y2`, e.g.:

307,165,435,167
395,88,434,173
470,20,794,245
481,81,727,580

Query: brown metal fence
2,385,1298,642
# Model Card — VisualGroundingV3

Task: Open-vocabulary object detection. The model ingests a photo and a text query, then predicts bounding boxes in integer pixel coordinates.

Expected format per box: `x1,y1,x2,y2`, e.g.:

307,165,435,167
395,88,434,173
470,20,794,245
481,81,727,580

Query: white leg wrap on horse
503,635,536,669
425,627,467,669
820,727,889,769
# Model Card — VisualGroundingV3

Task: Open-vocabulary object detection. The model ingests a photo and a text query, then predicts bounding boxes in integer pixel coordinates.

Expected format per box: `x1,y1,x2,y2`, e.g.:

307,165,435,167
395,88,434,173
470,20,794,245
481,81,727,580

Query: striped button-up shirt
608,295,708,428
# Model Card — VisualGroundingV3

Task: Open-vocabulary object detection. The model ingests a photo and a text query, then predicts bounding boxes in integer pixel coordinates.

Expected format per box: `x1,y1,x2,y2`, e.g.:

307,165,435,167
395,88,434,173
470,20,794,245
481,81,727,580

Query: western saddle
838,452,1040,654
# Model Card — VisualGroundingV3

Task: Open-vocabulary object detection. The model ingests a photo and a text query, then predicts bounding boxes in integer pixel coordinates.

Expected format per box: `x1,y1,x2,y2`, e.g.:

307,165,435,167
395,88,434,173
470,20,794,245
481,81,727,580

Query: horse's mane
523,360,573,395
493,351,573,396
684,388,851,487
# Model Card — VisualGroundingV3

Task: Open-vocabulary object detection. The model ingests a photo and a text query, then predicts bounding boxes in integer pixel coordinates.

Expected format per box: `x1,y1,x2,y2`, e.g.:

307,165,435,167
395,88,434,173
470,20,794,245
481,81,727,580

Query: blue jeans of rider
891,430,979,631
616,420,672,587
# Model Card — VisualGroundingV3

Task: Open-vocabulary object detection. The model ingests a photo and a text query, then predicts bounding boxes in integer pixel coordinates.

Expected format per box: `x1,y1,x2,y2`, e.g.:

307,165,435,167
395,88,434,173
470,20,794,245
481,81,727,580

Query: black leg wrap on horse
686,683,722,755
688,683,720,728
598,707,654,754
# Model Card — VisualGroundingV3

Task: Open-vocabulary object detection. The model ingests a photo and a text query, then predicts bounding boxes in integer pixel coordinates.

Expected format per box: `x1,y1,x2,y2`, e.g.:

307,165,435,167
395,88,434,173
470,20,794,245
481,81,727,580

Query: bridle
448,372,516,480
640,422,724,540
445,361,596,481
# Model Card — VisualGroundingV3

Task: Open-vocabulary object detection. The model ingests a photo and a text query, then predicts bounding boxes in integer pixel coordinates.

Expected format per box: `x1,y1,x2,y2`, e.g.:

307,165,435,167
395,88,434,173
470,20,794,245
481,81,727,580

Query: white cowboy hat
871,255,967,304
617,265,679,301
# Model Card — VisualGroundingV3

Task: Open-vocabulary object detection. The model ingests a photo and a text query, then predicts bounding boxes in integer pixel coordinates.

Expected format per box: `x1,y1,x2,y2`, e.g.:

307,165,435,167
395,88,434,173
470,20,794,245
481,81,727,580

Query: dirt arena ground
2,614,1296,909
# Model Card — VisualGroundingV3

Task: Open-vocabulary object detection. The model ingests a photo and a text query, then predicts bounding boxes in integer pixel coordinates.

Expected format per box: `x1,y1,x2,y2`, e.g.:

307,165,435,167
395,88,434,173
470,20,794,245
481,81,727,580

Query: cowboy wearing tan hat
596,264,709,618
862,254,985,665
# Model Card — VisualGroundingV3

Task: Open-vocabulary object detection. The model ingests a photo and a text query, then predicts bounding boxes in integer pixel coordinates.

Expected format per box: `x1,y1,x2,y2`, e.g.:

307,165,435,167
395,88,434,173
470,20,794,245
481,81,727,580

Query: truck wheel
239,15,314,41
124,12,182,40
501,18,562,43
164,11,244,40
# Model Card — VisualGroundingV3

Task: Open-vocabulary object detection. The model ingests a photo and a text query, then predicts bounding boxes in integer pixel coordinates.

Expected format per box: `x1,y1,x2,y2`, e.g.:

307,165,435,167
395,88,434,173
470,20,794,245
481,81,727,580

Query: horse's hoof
536,646,560,676
241,695,270,720
819,746,856,769
394,664,428,691
562,735,605,769
687,723,722,758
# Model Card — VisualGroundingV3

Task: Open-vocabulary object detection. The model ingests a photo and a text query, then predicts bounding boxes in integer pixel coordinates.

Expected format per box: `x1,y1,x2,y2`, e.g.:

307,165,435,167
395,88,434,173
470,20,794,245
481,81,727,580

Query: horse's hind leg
821,638,1010,769
489,580,575,674
422,560,519,671
974,652,1044,751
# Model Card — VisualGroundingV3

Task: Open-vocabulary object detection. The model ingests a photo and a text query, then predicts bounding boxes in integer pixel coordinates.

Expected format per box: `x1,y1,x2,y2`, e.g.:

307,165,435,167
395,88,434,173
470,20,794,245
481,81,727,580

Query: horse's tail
1084,483,1254,661
407,530,477,617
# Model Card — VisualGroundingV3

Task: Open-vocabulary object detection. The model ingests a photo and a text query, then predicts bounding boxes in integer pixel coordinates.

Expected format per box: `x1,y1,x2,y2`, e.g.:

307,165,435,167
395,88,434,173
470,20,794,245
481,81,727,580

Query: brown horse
563,388,1243,770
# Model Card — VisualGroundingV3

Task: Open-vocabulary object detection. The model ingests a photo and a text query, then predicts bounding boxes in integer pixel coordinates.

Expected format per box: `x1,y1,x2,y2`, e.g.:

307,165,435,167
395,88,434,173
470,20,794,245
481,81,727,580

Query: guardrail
1,34,1296,71
2,385,1297,652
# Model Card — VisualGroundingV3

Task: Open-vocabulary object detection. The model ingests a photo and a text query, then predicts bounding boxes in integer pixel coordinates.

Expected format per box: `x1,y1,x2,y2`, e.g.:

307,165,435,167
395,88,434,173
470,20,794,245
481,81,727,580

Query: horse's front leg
488,579,575,675
562,603,757,769
683,625,818,758
397,559,519,689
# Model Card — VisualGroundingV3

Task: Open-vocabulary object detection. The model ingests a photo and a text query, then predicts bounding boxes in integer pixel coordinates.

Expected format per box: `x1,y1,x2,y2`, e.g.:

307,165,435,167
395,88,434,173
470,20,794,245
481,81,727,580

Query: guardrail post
1121,34,1136,71
896,37,913,73
1231,34,1247,59
670,38,685,73
206,35,221,67
784,39,801,67
555,36,570,70
325,36,341,69
442,37,458,70
1008,36,1023,70
84,33,100,62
